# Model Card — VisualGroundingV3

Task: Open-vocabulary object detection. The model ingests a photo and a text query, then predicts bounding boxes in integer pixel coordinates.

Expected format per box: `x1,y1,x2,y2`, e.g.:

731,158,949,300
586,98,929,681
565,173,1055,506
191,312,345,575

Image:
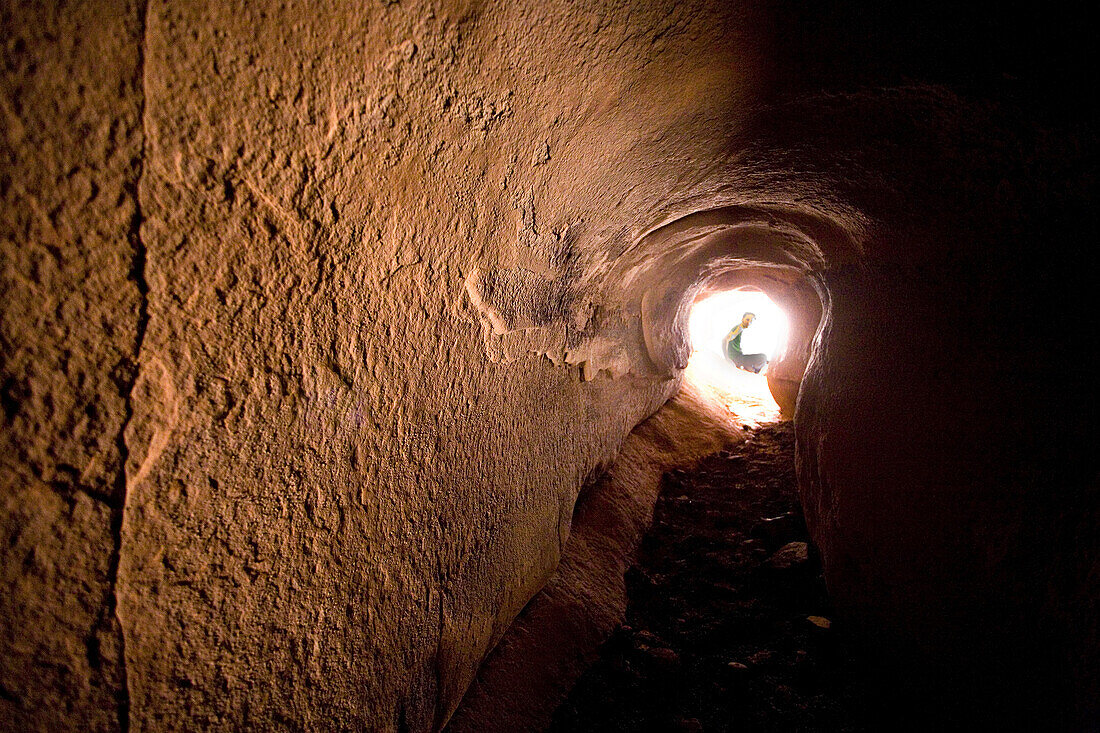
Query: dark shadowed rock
767,542,810,570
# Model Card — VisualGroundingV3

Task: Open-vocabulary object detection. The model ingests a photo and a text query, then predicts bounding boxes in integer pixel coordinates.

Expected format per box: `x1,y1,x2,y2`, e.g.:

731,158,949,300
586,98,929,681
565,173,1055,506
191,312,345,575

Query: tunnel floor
549,422,874,732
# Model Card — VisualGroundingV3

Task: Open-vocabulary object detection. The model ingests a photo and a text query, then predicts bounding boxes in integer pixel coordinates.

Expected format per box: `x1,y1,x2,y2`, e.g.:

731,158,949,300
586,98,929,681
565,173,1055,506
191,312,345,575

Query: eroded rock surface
2,0,1097,730
114,2,763,728
1,1,144,729
449,382,742,732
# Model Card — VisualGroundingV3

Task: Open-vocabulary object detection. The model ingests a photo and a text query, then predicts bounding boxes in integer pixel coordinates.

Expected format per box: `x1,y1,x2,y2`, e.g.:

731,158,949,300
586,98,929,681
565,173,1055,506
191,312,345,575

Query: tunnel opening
684,287,789,427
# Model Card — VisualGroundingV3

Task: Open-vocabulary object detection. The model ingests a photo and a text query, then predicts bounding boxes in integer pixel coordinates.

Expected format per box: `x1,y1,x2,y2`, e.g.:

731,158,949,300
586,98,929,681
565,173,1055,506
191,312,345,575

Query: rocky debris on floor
551,422,873,732
751,512,807,546
766,541,810,570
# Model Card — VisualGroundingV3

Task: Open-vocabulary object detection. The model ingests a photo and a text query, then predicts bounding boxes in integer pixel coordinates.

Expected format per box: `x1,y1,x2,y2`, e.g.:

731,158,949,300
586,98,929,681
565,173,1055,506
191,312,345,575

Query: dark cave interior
2,1,1097,731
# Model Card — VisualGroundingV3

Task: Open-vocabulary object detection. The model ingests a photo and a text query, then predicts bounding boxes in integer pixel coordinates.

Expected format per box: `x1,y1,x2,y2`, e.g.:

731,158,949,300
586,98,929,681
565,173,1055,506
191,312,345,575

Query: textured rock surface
449,382,742,732
116,1,764,729
2,0,1097,730
1,1,143,729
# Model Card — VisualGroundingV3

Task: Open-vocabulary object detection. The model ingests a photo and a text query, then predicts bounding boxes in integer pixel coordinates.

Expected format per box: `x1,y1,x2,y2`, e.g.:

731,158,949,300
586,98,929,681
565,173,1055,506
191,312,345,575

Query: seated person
723,312,769,373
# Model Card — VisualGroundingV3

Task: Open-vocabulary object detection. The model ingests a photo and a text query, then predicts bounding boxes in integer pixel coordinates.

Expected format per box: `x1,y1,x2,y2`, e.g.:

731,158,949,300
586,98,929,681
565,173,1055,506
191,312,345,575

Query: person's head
741,312,756,328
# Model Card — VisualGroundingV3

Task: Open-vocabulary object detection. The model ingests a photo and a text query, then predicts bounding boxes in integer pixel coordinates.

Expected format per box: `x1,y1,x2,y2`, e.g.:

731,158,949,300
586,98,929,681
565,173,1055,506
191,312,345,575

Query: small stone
767,541,809,569
531,140,550,166
633,630,664,647
806,615,832,630
646,646,680,665
751,512,807,546
747,650,773,665
726,661,749,670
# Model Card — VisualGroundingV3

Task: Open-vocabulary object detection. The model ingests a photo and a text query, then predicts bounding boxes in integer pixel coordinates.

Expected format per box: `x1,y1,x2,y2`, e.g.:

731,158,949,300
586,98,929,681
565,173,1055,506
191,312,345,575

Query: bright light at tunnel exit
685,289,790,425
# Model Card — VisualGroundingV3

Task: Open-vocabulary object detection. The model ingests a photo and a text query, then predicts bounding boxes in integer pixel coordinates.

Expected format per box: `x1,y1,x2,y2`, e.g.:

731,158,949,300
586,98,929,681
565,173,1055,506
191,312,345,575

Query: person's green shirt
725,324,745,356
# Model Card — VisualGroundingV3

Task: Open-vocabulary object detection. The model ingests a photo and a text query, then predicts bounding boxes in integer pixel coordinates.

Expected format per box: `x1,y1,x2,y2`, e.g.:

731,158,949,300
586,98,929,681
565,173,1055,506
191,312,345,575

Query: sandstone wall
3,0,1097,730
450,381,743,731
5,0,774,729
1,2,143,728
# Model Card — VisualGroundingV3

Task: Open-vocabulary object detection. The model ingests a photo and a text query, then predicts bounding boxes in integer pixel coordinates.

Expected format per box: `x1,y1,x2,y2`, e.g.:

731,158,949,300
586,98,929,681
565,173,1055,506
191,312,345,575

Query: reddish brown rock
1,1,144,729
767,542,809,571
448,384,740,732
1,1,1096,730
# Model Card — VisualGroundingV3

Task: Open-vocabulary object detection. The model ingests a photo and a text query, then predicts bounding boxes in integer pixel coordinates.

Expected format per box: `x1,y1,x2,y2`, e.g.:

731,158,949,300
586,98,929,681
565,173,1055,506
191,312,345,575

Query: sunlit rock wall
4,0,771,729
3,0,1097,730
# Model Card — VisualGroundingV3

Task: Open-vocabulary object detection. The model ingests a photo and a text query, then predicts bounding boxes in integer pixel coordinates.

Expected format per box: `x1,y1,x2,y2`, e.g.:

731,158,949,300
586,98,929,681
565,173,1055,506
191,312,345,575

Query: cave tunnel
2,0,1098,731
